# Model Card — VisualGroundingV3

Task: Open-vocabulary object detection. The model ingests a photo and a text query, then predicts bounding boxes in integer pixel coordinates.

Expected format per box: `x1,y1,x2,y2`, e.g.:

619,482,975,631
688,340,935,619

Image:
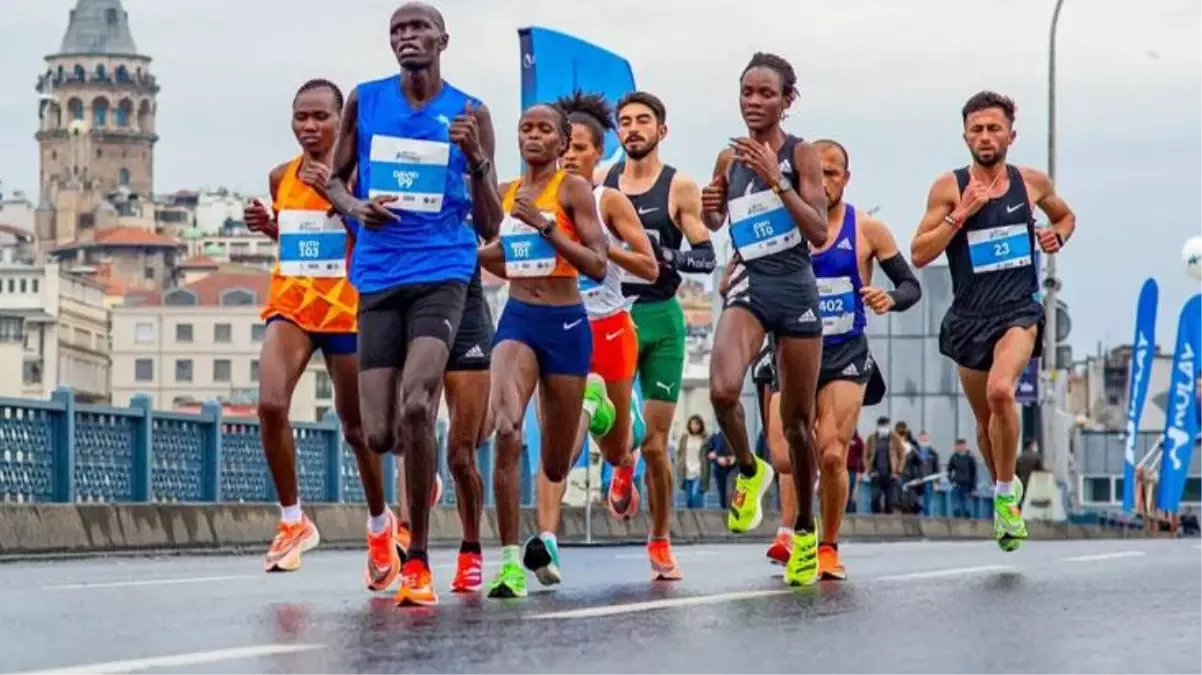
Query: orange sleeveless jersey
501,170,579,278
261,157,358,333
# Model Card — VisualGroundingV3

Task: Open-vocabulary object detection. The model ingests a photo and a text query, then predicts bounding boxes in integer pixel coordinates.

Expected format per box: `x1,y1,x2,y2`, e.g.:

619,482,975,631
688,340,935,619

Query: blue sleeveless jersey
810,204,867,345
351,75,478,293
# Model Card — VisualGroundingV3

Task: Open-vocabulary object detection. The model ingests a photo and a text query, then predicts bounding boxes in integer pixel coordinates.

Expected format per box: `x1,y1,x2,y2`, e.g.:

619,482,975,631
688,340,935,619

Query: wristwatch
771,178,793,195
537,217,555,237
469,158,491,180
943,214,961,229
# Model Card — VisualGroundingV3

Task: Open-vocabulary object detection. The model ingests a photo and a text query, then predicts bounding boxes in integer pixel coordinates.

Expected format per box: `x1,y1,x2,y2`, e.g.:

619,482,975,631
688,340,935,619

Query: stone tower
34,0,159,244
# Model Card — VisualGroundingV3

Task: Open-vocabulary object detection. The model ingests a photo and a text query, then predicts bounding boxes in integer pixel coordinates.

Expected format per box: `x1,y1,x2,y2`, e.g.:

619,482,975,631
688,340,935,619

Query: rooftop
55,0,140,57
54,227,182,252
122,266,270,308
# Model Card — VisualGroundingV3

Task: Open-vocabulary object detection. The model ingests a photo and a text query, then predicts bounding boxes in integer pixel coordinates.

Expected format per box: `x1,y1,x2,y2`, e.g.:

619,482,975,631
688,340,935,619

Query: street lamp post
1041,0,1066,481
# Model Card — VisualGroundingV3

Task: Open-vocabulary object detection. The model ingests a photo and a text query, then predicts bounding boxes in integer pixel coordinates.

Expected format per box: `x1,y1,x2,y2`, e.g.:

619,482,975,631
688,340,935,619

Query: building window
72,65,85,81
250,359,260,382
134,321,154,343
6,279,12,293
93,98,108,127
213,359,231,383
119,168,130,186
315,372,332,400
214,323,232,343
315,406,331,421
23,361,43,385
251,324,265,342
18,279,26,293
134,358,153,382
175,359,193,382
31,279,38,293
175,323,193,343
116,99,132,128
221,289,255,306
163,288,197,306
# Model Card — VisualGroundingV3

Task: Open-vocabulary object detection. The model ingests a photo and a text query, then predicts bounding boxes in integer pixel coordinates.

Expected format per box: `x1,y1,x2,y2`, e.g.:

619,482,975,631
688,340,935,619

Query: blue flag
1157,294,1201,513
518,27,637,164
1122,278,1159,512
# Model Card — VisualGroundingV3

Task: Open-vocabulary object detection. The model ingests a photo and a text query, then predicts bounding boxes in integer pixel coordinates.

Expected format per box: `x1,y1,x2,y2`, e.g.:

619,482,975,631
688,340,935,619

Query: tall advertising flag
1157,294,1202,513
518,27,636,164
1121,278,1159,512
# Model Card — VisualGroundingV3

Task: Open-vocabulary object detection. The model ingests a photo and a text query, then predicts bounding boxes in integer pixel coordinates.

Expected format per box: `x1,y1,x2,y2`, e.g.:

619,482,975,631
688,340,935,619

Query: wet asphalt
0,538,1198,674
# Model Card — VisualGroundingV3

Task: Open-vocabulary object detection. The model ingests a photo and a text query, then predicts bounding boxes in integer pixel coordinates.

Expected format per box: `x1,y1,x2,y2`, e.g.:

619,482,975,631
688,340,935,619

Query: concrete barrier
0,504,1161,559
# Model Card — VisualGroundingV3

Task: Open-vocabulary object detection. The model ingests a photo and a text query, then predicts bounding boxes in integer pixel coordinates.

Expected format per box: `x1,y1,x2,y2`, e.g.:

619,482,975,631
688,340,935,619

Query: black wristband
537,218,555,237
469,158,491,180
1054,232,1064,247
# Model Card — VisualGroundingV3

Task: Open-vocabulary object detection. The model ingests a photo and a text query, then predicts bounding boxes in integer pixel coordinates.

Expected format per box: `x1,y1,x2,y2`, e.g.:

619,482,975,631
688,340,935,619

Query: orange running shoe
264,515,320,572
394,521,411,563
607,454,641,520
365,512,401,592
765,530,792,566
817,543,847,580
450,551,484,593
648,538,683,581
395,558,439,606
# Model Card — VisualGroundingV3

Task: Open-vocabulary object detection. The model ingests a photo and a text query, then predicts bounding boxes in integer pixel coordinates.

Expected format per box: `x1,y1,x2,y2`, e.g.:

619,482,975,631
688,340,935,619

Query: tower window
105,8,118,25
119,168,130,186
68,98,83,121
73,65,85,81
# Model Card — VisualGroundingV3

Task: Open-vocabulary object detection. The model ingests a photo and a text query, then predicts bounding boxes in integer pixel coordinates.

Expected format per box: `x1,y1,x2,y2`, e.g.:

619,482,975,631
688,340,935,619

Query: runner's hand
860,286,894,314
1036,228,1063,253
244,199,276,237
729,137,782,186
297,159,331,190
354,195,399,229
510,192,546,230
449,101,485,165
954,176,990,220
701,175,726,214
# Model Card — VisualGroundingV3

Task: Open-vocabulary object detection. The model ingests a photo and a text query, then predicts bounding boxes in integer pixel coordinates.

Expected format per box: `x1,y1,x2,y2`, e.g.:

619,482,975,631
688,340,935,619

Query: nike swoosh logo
637,207,659,215
605,330,624,341
563,319,583,330
1006,204,1023,213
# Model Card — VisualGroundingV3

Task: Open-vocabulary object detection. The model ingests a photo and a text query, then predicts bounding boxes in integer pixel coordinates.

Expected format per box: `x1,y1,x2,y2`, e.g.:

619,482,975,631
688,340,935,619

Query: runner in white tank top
580,185,641,319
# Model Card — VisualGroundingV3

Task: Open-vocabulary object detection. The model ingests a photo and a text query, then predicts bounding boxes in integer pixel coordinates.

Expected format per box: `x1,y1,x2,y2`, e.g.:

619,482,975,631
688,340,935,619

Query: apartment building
110,267,331,420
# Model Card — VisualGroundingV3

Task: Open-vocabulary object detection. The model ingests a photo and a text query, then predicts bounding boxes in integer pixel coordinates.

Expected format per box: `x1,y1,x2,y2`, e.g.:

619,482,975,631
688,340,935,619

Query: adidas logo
842,363,859,376
798,309,817,323
836,238,852,251
779,159,793,175
464,344,485,359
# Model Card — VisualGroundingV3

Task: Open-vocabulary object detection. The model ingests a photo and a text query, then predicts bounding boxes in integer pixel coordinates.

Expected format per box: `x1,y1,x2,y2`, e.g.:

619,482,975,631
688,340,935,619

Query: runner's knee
257,393,290,425
818,442,846,477
341,420,367,452
782,417,816,453
709,372,743,411
364,423,395,456
492,412,523,463
447,444,479,481
985,375,1016,410
542,455,570,483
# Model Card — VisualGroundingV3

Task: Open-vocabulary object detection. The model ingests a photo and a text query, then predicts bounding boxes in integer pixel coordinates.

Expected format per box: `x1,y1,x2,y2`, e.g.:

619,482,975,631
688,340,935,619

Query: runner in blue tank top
911,91,1076,553
325,1,504,607
700,53,829,587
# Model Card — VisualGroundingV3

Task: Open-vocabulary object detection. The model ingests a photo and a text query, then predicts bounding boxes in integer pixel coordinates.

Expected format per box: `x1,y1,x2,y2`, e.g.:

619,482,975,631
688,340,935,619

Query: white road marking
872,565,1015,582
13,643,325,674
613,550,719,560
1061,551,1146,563
529,589,789,619
42,574,256,591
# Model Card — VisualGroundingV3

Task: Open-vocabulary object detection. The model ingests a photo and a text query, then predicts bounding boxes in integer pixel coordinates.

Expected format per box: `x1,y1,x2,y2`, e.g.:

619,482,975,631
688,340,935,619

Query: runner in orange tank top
242,79,399,592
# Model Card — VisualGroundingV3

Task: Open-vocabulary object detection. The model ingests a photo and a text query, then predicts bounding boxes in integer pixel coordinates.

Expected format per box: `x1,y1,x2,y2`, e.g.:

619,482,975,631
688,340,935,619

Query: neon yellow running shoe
486,561,528,599
727,457,775,533
995,480,1027,552
784,529,819,587
583,373,616,438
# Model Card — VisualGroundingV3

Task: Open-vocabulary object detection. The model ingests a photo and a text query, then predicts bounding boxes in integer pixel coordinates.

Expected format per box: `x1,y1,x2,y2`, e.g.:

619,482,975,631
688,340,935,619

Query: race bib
727,189,800,261
817,276,856,336
277,209,347,278
967,224,1032,274
500,212,557,278
578,275,604,304
366,135,450,214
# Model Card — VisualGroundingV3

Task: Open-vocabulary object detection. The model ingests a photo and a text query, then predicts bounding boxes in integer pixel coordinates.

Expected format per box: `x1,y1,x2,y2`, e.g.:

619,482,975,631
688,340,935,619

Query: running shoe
648,538,683,581
728,457,775,533
608,450,641,520
765,530,792,566
394,520,411,563
784,529,819,587
817,543,847,580
264,515,320,573
450,551,484,593
394,558,438,607
522,533,562,586
584,373,617,438
995,480,1028,552
486,561,528,598
365,511,401,591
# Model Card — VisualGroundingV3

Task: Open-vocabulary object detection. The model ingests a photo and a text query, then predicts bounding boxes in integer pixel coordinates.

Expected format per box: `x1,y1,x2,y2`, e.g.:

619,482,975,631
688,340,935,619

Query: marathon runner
911,91,1075,551
245,80,399,587
324,2,502,605
478,102,608,598
599,91,714,578
524,91,660,586
701,52,829,587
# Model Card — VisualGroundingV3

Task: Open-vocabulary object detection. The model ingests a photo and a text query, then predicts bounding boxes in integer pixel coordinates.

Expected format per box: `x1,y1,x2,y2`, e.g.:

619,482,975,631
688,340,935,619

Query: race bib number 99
366,135,450,214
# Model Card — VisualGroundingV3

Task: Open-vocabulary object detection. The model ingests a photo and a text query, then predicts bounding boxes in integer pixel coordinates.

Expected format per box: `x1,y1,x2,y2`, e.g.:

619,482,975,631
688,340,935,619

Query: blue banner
1122,278,1159,512
1016,360,1039,405
518,27,636,164
1156,294,1201,513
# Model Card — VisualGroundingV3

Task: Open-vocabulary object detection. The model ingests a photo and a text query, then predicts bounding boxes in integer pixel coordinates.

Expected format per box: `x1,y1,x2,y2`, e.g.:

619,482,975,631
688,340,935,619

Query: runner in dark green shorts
599,91,714,580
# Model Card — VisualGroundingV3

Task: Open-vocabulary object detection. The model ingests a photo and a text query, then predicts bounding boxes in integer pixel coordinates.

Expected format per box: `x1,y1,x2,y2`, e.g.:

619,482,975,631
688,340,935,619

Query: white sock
368,511,390,534
540,531,558,544
280,502,303,524
777,526,795,538
582,397,600,418
995,480,1014,495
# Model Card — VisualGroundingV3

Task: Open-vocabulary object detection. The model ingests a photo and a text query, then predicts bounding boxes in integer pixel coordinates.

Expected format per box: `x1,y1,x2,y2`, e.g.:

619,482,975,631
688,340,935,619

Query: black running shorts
358,281,467,371
938,298,1045,372
817,334,886,406
447,281,493,372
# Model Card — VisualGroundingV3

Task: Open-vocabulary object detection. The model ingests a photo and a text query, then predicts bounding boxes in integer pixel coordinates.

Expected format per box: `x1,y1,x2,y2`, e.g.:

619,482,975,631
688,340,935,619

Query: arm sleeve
878,253,921,312
663,240,716,274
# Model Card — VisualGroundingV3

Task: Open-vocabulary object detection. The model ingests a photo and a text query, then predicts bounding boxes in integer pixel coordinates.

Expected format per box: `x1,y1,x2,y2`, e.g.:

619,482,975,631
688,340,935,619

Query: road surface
1,538,1198,673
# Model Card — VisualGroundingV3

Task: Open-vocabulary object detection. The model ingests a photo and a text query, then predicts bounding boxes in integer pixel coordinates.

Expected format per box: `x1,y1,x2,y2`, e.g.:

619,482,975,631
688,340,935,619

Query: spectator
946,439,977,518
904,431,941,515
675,415,710,509
705,430,735,509
1180,507,1199,537
1015,440,1044,507
864,416,905,514
846,431,864,513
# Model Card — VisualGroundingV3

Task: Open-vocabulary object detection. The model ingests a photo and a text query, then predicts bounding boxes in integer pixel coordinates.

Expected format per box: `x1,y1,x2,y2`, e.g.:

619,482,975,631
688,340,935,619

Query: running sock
460,540,482,555
738,461,758,478
280,502,303,525
408,550,428,566
777,527,795,538
502,545,521,565
368,512,390,534
540,531,557,544
995,480,1015,496
793,517,814,533
820,541,839,551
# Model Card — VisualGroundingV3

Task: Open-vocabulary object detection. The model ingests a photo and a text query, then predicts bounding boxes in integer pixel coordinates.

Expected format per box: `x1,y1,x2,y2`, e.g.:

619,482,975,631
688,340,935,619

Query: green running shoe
584,373,616,438
784,529,819,587
486,561,528,598
522,533,562,586
995,480,1028,552
727,457,775,533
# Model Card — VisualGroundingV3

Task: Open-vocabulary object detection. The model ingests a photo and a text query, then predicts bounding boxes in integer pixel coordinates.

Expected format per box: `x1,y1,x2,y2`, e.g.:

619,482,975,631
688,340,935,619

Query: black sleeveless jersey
604,162,681,303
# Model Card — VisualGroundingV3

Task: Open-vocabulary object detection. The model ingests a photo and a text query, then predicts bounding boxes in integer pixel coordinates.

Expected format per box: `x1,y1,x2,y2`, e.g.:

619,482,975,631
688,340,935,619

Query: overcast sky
1,0,1198,353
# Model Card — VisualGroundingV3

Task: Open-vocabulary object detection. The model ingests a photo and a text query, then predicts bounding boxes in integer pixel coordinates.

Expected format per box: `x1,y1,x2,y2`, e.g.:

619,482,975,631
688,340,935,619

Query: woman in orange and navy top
242,79,399,592
477,102,608,598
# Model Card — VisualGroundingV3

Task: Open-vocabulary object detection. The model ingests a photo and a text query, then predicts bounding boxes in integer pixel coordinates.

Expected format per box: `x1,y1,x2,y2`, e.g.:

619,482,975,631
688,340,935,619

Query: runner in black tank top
598,91,715,581
700,53,830,588
911,91,1077,553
